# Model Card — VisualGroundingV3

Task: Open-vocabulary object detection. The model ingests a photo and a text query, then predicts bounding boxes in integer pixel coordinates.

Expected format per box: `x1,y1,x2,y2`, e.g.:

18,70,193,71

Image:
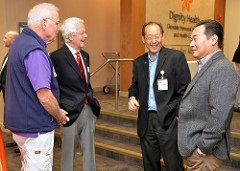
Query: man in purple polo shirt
4,3,69,171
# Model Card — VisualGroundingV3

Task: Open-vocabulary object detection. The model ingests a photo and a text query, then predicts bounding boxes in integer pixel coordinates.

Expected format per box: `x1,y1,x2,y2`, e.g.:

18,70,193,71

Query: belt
148,110,157,113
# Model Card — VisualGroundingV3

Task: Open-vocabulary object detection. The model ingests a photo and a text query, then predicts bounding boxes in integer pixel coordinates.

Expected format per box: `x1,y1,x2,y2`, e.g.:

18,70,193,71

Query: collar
148,51,159,62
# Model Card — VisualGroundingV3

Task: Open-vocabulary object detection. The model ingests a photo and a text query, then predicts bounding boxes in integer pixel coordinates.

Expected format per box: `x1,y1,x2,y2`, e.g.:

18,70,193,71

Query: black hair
194,20,223,48
142,21,164,37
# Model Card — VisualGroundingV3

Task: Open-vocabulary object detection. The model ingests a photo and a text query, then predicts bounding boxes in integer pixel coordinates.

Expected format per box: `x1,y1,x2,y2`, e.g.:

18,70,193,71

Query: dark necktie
76,52,86,84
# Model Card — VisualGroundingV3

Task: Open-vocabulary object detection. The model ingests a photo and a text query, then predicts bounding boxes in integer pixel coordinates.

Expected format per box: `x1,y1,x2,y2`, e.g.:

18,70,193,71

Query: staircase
95,110,143,169
55,92,240,170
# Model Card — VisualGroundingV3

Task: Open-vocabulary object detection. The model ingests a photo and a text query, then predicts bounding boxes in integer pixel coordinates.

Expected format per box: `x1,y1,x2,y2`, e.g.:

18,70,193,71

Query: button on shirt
148,52,159,111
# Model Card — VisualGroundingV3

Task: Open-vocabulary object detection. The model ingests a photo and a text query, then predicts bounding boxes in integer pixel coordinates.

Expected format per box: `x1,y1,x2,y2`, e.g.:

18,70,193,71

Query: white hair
28,3,59,26
61,17,85,43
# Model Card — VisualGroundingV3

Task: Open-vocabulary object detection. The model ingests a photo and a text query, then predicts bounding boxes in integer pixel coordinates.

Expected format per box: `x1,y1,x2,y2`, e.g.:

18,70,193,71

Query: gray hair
61,17,85,43
28,3,59,26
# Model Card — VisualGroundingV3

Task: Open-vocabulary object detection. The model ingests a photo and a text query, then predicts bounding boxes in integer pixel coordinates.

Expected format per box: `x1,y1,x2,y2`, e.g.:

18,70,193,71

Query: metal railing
90,58,134,111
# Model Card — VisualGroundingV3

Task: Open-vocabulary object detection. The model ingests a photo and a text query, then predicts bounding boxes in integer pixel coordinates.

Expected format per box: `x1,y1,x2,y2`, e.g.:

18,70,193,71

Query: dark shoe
234,107,240,113
5,142,17,147
14,148,20,153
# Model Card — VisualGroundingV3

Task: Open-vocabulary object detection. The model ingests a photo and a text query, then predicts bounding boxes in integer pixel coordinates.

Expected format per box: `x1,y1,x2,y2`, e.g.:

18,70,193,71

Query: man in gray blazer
178,20,239,171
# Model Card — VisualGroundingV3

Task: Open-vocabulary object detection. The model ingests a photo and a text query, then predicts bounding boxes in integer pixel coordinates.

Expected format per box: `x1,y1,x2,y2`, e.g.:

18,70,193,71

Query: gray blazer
178,51,239,160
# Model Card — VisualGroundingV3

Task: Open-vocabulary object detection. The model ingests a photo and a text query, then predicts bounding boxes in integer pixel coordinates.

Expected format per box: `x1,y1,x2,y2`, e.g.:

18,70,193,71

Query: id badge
158,79,168,90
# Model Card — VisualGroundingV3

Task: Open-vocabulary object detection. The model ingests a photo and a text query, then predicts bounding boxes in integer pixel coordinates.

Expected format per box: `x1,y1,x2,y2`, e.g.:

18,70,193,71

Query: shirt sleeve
24,49,51,91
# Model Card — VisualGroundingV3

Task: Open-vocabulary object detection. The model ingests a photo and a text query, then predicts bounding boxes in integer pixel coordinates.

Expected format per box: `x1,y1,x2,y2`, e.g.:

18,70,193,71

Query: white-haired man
50,17,99,171
4,3,69,170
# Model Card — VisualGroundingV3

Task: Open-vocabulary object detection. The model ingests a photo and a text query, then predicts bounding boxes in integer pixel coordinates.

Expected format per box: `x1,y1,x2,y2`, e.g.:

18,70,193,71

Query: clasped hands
58,109,69,125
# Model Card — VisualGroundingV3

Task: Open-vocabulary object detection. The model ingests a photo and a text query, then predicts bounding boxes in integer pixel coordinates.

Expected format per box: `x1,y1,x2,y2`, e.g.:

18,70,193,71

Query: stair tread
100,110,138,120
95,153,143,170
95,134,141,151
96,120,137,137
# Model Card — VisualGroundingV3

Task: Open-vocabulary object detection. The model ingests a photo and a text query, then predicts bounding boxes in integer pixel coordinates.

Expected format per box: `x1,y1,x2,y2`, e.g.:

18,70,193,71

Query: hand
176,116,179,121
128,97,139,111
197,148,206,157
58,109,69,125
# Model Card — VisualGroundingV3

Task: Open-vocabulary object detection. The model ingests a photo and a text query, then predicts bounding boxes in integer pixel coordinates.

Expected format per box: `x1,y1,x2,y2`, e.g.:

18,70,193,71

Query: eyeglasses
45,18,61,27
145,35,160,41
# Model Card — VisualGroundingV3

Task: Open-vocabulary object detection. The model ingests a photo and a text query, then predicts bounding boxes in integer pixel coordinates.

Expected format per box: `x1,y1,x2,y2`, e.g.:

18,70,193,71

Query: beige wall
0,0,120,124
0,0,120,90
224,0,240,60
146,0,214,61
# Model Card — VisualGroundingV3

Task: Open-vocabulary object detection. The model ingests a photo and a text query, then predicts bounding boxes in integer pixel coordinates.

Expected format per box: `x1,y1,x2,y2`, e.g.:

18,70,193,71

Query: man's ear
41,18,47,31
211,34,218,46
68,33,74,41
142,36,145,44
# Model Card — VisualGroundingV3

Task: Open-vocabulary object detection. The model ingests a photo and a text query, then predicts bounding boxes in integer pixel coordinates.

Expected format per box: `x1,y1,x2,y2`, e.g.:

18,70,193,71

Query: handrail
90,58,134,111
90,59,133,77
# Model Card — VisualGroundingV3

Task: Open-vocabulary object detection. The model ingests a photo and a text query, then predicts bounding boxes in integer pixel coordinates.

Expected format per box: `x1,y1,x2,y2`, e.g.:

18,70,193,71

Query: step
55,129,240,170
95,133,143,167
95,141,142,160
98,110,137,129
96,123,137,138
54,110,240,170
231,113,240,130
96,121,139,146
231,129,240,149
100,110,137,120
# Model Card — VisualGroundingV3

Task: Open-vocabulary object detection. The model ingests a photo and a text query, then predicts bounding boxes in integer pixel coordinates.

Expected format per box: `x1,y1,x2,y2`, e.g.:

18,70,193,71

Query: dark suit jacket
0,54,8,99
129,46,191,137
232,40,240,63
50,44,96,127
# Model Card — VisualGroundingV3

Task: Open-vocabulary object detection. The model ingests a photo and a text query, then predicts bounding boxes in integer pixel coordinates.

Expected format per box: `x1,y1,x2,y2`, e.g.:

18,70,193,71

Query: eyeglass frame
44,18,61,27
144,34,161,41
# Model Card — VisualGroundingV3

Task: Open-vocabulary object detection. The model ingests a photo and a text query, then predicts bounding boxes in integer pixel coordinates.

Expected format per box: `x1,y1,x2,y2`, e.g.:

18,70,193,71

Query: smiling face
68,22,88,51
142,23,164,59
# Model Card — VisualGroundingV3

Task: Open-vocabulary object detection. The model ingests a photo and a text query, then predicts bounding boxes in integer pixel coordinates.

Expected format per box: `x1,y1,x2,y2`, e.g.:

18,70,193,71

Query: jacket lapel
80,52,89,82
155,47,166,81
62,45,83,79
143,54,150,85
183,51,221,98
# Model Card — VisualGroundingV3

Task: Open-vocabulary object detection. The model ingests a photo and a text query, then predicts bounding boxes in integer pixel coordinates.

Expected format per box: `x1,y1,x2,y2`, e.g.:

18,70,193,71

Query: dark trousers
140,111,184,171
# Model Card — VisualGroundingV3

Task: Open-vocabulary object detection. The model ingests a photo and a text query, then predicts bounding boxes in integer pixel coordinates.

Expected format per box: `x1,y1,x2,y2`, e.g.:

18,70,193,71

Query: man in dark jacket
1,31,19,153
128,21,191,171
50,17,98,171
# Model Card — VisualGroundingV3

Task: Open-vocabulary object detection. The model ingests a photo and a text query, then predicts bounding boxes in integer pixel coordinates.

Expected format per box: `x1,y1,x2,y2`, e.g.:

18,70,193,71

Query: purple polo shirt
13,49,51,137
25,50,51,91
